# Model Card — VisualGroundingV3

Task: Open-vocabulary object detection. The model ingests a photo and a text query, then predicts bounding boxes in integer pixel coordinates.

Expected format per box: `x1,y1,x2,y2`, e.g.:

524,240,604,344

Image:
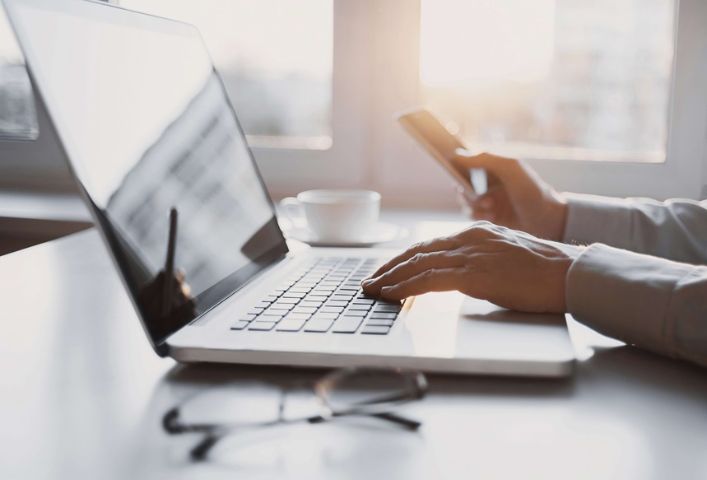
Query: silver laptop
5,0,575,377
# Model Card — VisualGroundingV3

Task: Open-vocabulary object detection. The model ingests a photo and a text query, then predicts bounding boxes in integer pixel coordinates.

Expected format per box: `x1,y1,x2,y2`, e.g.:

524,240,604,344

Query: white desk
1,212,706,480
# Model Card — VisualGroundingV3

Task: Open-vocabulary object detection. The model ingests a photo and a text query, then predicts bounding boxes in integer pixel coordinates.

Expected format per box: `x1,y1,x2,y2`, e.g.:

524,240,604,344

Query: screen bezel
4,0,290,355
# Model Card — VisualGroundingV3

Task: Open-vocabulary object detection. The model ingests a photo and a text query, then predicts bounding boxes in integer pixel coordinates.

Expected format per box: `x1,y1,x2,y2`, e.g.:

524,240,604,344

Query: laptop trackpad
405,293,574,363
457,295,573,362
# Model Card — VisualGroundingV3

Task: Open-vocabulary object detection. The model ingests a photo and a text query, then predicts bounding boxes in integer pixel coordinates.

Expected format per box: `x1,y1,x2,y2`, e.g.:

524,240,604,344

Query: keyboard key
238,314,257,322
352,299,374,305
373,304,401,313
331,316,363,333
289,287,312,293
259,313,284,322
281,292,306,299
254,301,272,309
306,295,329,302
342,309,367,317
299,301,323,308
361,325,391,335
366,318,394,327
284,313,312,321
320,307,344,314
347,304,371,311
335,288,357,295
276,318,307,332
231,320,250,330
312,312,338,320
332,294,354,302
248,321,277,331
304,316,335,332
309,289,334,298
325,301,349,307
247,308,265,316
293,306,317,314
338,286,359,292
276,297,299,304
369,312,398,320
267,305,292,313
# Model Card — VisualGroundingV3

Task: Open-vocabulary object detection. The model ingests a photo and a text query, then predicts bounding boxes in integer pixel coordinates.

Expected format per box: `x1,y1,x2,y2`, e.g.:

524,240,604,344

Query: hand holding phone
396,108,490,198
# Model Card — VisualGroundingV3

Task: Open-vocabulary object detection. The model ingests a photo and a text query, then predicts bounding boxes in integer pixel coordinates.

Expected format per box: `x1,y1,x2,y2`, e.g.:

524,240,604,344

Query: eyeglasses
162,367,428,461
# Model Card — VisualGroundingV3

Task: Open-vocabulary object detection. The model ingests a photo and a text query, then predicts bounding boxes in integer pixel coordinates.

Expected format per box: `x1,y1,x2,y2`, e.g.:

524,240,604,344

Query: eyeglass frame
162,367,428,461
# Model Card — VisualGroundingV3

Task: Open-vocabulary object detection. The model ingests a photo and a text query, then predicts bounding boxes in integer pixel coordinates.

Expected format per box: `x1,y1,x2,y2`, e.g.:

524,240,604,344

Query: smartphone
396,108,488,197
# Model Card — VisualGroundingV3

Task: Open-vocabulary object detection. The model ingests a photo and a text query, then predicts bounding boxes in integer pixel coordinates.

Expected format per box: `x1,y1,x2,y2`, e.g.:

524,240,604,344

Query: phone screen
397,109,488,195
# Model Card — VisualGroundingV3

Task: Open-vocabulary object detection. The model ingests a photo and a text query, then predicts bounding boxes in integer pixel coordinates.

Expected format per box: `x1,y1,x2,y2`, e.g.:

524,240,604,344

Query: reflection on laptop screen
7,0,288,351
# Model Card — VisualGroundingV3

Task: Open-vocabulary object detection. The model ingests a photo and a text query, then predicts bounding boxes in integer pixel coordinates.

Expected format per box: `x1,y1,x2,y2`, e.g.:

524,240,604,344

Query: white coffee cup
280,190,381,242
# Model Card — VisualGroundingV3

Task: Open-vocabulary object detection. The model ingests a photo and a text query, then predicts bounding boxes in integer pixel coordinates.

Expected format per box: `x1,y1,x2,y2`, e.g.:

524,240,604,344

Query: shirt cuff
563,193,633,248
566,243,694,358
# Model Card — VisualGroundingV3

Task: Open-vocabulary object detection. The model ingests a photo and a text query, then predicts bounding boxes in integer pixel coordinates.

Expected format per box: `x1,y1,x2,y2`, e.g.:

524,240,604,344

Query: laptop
5,0,575,377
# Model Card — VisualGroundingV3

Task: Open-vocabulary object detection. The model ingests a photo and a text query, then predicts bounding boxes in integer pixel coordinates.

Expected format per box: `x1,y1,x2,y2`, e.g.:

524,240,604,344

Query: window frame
252,0,368,197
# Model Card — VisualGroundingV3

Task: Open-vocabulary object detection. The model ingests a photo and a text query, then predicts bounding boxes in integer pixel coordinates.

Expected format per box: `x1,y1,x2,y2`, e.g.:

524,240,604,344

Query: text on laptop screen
7,0,288,351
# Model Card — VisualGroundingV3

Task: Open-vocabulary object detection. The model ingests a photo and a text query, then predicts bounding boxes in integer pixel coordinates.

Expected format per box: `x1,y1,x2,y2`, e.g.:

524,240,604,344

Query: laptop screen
6,0,289,353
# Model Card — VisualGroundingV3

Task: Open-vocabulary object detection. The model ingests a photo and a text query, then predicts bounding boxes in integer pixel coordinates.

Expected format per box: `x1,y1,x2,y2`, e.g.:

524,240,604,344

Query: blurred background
1,0,706,253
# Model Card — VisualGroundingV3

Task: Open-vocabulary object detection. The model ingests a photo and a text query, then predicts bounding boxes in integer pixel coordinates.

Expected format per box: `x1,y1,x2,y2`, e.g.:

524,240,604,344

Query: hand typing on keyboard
361,222,581,313
231,257,402,335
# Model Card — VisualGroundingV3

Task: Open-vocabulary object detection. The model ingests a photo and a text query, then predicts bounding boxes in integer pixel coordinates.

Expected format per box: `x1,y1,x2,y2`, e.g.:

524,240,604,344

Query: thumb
453,148,511,173
453,148,534,193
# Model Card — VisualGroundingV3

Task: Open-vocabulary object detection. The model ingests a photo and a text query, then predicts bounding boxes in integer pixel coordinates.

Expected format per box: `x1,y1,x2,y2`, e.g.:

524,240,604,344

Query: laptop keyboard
230,256,402,335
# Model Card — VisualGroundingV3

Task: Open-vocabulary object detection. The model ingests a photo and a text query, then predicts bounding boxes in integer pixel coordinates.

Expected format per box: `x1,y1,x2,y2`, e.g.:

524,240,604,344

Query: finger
362,251,469,295
453,149,514,174
452,150,532,192
365,236,461,280
468,193,497,221
470,193,494,211
378,267,469,300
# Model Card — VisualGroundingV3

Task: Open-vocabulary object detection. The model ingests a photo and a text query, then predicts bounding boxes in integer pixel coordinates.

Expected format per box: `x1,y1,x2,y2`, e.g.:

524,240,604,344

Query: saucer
284,222,405,247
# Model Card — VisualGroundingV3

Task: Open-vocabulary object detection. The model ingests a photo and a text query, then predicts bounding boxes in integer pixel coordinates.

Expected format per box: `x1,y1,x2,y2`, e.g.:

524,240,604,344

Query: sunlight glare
420,0,556,87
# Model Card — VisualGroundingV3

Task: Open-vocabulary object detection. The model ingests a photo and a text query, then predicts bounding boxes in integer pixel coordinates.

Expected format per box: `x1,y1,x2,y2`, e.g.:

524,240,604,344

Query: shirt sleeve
566,243,707,368
563,193,707,264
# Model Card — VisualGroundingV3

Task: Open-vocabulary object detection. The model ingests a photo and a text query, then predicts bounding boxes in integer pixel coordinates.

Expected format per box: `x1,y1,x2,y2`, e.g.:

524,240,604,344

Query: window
0,5,74,192
420,0,675,163
117,0,362,196
0,17,38,141
1,0,705,203
119,0,333,150
367,0,706,204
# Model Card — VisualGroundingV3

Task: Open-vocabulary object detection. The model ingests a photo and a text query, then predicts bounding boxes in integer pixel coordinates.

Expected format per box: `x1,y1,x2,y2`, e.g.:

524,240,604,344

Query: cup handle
279,197,305,229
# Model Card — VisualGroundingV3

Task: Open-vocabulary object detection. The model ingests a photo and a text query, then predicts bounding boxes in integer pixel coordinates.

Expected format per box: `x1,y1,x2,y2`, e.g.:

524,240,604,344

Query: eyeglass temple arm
369,411,422,430
188,409,422,461
307,410,421,430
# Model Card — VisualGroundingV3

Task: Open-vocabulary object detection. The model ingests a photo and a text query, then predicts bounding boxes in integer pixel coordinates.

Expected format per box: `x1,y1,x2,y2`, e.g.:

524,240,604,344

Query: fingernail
361,278,373,287
380,286,393,295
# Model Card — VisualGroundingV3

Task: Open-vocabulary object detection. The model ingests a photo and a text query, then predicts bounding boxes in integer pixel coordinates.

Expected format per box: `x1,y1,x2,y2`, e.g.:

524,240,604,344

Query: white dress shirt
563,194,707,367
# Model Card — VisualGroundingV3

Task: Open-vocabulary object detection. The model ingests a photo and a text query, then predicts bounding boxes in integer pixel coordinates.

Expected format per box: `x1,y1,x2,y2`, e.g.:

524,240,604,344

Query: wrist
553,242,583,312
547,192,568,242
